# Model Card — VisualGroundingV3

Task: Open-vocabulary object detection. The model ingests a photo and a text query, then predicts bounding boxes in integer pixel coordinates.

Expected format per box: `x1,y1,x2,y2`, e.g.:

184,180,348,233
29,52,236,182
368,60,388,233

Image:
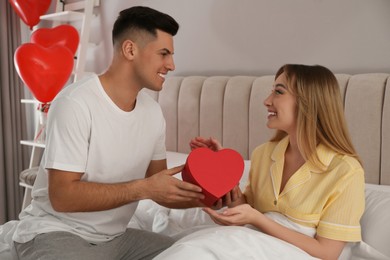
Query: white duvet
155,226,316,260
153,211,318,260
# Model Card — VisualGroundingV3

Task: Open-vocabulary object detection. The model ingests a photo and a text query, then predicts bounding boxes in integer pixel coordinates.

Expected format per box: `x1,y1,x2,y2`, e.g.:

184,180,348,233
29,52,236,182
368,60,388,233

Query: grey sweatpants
13,228,174,260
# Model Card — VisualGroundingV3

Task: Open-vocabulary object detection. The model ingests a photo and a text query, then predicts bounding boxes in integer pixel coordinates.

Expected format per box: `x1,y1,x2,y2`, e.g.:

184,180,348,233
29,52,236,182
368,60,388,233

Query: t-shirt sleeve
44,97,90,172
151,113,166,161
316,166,365,242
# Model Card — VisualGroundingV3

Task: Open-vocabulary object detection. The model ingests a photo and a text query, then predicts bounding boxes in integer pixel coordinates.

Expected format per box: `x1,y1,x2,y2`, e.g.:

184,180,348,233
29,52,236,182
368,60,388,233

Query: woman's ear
122,39,136,60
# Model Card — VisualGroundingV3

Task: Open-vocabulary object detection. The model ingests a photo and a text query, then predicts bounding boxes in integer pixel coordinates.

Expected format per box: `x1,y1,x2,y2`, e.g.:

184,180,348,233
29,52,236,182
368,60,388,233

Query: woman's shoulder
315,144,364,176
332,154,364,173
321,151,365,186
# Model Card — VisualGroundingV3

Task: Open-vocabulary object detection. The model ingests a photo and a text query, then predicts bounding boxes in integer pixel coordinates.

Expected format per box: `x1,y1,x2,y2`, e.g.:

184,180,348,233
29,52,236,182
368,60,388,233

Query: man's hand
145,165,205,208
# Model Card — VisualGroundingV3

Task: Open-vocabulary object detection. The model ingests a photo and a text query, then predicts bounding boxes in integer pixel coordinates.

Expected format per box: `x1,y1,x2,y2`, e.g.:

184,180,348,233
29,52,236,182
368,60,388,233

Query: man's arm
48,169,145,212
48,159,204,212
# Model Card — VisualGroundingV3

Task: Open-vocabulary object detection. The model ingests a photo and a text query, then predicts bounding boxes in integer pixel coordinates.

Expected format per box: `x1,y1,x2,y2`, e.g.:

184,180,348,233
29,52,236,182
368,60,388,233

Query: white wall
87,0,390,76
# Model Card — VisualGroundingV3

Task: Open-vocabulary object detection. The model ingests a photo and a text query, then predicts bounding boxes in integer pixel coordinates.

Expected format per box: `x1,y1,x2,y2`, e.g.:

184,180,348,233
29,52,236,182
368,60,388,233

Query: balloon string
35,103,49,143
34,125,45,143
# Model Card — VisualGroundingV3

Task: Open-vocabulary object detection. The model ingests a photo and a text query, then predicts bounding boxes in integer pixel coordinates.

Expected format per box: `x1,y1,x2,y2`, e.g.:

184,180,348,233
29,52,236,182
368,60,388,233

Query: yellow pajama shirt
244,136,365,242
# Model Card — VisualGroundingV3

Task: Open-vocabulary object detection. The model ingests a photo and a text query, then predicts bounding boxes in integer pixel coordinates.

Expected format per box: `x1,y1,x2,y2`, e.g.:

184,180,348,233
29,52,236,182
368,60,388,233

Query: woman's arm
203,204,346,260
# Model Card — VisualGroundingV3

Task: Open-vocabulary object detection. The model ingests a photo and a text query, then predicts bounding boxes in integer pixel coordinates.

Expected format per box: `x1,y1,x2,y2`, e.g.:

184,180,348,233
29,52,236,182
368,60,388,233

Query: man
13,6,204,260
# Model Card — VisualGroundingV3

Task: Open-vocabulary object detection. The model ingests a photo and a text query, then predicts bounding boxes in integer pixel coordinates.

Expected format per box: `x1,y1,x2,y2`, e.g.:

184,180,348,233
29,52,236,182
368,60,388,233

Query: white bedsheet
0,221,18,260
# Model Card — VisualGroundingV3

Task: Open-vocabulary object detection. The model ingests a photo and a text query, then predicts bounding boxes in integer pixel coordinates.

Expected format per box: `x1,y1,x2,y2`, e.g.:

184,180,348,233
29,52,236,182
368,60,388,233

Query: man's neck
98,69,140,112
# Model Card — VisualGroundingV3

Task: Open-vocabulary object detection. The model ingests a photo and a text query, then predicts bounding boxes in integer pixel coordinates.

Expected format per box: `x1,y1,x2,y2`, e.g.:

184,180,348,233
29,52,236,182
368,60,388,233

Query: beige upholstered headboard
144,73,390,185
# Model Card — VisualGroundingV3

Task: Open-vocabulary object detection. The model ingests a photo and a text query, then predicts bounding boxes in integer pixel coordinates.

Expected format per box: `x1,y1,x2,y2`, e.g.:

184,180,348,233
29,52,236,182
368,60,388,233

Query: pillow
166,151,188,170
240,159,251,190
360,184,390,257
127,199,169,231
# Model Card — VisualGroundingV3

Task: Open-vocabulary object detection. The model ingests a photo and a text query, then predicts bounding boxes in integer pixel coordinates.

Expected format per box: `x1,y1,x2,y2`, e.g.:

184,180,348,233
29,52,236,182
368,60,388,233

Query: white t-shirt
13,74,166,243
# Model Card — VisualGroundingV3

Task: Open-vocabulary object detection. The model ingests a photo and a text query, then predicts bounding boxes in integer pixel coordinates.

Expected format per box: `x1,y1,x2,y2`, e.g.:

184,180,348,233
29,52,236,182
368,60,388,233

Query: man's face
133,30,175,91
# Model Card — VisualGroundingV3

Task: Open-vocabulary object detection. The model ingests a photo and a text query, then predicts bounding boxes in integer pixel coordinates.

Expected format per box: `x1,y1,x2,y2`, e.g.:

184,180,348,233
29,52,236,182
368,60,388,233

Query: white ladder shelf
19,0,100,210
42,0,99,82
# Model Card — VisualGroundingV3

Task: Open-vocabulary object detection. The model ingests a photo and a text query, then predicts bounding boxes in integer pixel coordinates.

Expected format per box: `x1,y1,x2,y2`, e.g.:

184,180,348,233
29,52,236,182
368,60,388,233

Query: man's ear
122,39,136,60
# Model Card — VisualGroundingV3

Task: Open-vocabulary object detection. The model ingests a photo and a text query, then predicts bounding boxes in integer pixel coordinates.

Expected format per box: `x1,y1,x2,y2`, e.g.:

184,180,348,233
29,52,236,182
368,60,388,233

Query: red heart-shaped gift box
182,147,244,206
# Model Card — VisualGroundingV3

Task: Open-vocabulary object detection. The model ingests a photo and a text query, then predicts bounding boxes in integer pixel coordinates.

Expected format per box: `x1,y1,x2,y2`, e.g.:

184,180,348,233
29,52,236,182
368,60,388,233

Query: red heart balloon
14,43,74,103
31,25,80,55
182,148,244,206
9,0,51,29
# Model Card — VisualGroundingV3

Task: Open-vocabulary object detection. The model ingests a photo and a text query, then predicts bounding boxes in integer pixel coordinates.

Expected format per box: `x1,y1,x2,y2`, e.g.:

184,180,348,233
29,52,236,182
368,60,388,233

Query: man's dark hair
112,6,179,45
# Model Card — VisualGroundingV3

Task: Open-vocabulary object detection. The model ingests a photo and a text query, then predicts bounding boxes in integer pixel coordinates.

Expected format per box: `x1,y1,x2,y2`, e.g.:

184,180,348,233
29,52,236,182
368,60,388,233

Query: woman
190,64,365,260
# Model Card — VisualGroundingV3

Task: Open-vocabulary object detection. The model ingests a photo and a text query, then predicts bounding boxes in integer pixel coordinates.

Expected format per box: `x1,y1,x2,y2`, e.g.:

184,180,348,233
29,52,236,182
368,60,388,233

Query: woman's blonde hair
270,64,362,169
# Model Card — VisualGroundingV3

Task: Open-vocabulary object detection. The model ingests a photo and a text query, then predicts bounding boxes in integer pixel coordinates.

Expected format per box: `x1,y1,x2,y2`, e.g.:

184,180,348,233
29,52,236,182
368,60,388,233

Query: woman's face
263,72,297,134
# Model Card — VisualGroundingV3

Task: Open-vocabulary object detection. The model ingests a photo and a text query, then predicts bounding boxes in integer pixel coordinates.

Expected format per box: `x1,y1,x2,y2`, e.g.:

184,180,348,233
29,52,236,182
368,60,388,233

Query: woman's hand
190,137,223,151
224,185,245,207
212,185,245,209
210,185,242,210
203,204,260,226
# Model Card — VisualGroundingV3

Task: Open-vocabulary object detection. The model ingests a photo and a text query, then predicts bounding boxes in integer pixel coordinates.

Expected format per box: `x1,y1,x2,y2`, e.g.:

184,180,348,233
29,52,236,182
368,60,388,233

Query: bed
135,74,390,259
128,151,390,260
1,73,390,259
